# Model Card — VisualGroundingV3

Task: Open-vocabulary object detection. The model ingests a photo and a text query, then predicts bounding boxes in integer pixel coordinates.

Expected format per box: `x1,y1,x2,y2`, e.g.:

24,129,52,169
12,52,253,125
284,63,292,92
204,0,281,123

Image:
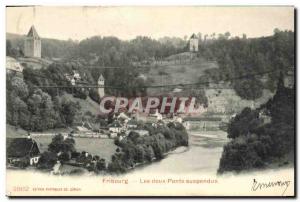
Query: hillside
59,93,100,116
17,57,53,69
6,30,293,132
141,53,274,116
144,55,218,95
57,93,100,127
204,89,274,115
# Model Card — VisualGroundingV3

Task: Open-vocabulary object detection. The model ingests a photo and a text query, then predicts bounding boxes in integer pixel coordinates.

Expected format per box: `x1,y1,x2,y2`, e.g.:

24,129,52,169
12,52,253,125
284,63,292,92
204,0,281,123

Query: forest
6,29,294,132
199,29,294,99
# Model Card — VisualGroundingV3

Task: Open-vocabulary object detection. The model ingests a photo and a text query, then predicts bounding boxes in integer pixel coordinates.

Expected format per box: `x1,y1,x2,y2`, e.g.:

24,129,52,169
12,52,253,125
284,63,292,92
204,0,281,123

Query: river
126,130,229,176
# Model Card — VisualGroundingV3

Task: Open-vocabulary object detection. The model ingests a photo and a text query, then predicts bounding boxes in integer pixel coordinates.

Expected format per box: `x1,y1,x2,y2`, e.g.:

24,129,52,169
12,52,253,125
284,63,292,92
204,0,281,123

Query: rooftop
190,33,198,39
27,25,40,39
108,121,122,128
7,138,40,158
183,116,222,122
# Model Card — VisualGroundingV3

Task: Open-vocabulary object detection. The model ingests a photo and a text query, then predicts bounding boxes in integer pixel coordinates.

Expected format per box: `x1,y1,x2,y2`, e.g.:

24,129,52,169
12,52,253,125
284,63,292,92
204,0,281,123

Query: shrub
37,151,57,169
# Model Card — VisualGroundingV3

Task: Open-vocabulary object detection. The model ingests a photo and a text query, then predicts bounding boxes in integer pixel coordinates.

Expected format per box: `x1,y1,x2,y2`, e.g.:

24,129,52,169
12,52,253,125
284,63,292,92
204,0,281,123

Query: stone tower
24,25,41,58
189,33,198,52
98,74,105,99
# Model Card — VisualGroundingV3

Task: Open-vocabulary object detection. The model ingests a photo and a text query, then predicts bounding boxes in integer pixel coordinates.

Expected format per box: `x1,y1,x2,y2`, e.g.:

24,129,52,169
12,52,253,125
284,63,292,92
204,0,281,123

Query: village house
183,121,191,130
183,116,222,131
132,130,149,137
145,119,158,128
173,114,183,123
117,112,131,123
108,121,124,138
148,109,163,121
73,124,90,133
73,70,81,80
108,121,123,133
259,110,271,125
127,119,138,129
7,137,41,168
64,70,81,86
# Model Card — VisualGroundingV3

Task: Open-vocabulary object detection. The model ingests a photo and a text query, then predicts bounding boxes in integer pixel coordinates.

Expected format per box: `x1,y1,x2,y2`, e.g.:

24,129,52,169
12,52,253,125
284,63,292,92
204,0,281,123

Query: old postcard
5,6,295,197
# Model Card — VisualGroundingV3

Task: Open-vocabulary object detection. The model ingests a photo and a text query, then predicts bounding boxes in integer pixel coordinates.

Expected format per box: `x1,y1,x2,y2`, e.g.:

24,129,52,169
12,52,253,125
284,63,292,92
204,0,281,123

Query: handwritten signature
251,178,291,196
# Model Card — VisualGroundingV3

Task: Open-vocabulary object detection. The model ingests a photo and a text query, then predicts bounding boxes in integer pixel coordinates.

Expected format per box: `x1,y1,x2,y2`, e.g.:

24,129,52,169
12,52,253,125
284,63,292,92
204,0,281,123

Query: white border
0,1,298,201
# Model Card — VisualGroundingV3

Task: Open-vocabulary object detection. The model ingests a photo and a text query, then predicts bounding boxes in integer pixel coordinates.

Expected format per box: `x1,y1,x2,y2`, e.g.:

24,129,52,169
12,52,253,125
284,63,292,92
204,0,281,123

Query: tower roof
98,74,104,81
27,25,40,39
190,33,197,39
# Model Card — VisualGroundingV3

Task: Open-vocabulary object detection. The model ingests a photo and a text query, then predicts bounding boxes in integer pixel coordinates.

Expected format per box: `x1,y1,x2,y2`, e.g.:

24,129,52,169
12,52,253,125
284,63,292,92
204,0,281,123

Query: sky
6,6,294,41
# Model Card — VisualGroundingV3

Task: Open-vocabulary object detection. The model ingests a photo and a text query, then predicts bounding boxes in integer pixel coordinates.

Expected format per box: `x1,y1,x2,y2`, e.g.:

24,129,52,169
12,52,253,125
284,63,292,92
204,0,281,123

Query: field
6,124,27,138
34,136,117,162
7,124,117,162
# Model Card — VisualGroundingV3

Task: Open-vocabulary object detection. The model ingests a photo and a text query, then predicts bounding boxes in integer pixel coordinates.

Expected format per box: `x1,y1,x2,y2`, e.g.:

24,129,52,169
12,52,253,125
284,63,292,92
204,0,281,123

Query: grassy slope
60,93,100,116
145,56,217,95
33,136,116,161
6,124,27,138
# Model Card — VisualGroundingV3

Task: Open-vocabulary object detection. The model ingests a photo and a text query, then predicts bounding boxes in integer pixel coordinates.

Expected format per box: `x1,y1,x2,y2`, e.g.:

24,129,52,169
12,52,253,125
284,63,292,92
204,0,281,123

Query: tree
96,158,106,171
7,93,30,129
8,77,29,99
6,76,30,129
48,134,76,153
27,89,59,131
60,98,80,126
38,151,57,169
227,107,262,139
134,145,145,163
233,77,263,100
6,40,12,56
224,32,231,39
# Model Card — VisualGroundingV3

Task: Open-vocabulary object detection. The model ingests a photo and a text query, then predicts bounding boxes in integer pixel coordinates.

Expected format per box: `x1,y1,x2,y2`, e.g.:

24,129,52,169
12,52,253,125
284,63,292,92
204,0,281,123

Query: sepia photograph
5,6,295,197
